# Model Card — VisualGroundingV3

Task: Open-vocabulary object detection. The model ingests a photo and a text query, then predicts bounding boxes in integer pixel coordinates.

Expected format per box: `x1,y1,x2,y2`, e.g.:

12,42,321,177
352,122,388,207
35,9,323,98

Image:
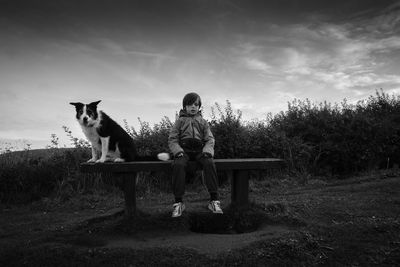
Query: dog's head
70,100,101,127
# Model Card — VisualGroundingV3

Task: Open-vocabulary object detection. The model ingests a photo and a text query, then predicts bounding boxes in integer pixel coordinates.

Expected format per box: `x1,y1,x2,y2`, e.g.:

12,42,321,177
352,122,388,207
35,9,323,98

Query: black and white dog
70,100,169,163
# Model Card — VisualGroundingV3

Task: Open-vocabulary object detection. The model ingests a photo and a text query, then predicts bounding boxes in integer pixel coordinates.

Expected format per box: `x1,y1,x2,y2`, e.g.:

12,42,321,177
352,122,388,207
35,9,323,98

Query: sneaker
172,202,185,217
208,200,223,214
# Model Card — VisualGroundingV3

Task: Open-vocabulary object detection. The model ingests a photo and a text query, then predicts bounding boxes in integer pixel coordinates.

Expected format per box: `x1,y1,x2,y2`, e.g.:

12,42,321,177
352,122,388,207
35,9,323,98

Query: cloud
227,8,400,106
361,2,400,35
243,57,273,73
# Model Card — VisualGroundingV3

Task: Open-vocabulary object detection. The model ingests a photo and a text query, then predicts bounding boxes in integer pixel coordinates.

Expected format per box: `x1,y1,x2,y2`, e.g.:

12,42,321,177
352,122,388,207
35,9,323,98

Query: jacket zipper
191,118,195,138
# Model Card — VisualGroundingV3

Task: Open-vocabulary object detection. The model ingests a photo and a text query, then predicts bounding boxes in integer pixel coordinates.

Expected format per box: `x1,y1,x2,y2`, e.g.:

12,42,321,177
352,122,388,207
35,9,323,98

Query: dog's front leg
96,136,110,163
87,146,99,163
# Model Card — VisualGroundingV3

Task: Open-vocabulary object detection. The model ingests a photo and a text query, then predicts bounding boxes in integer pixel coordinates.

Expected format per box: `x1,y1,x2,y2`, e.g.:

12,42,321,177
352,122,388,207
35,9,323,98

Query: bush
0,148,92,204
210,101,248,158
268,90,400,175
125,116,172,156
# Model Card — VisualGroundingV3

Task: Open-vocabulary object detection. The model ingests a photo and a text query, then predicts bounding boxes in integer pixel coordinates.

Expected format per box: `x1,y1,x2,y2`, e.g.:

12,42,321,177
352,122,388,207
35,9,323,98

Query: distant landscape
0,139,53,153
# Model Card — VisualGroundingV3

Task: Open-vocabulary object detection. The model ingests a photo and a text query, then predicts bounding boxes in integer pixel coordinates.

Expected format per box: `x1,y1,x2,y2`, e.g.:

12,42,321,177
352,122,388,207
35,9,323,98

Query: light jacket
168,110,215,157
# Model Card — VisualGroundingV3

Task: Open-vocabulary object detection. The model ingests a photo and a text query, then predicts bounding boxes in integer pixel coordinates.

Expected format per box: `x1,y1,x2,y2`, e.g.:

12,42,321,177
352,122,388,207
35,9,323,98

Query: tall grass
0,148,113,204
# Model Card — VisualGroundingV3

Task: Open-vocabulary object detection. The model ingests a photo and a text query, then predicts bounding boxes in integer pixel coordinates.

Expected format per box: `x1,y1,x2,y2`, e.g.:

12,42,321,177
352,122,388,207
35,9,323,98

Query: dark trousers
172,153,219,201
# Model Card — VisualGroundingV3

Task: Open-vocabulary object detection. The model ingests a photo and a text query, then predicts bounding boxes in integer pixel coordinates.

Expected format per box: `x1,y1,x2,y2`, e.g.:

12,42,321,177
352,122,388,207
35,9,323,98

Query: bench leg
231,170,249,210
118,172,136,218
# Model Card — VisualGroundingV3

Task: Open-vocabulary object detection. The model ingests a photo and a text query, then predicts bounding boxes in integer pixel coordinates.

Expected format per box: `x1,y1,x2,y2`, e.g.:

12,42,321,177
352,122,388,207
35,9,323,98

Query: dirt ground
0,171,399,266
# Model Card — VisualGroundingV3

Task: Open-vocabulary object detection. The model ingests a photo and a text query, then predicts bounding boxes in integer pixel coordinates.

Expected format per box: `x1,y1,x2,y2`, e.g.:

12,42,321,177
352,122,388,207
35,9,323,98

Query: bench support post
231,170,249,210
117,172,137,218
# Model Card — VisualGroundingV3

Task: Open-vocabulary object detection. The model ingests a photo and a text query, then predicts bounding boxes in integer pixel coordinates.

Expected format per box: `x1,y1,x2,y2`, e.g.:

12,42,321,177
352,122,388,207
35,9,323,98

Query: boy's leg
172,155,189,202
196,155,219,200
197,155,223,214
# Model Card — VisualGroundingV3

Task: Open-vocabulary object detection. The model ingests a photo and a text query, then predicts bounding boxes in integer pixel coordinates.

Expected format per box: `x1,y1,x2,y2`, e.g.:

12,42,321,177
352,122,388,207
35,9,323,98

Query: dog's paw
96,158,106,163
157,152,170,161
114,158,125,163
87,158,97,163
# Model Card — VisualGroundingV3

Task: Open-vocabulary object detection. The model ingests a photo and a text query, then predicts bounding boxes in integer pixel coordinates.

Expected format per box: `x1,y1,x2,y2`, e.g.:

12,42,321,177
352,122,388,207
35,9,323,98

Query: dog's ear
89,100,101,107
70,102,83,108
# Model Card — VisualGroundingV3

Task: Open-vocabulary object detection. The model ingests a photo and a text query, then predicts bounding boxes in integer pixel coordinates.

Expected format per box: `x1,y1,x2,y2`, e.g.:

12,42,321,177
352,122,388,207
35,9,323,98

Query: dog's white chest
82,126,100,149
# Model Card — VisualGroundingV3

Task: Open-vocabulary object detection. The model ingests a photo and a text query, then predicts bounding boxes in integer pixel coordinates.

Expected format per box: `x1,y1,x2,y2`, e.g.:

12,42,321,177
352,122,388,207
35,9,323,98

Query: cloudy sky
1,0,400,149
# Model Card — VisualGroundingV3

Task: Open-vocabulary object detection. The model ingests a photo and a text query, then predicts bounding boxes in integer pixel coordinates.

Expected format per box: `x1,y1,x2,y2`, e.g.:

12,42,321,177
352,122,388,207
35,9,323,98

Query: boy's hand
175,152,185,158
201,152,213,159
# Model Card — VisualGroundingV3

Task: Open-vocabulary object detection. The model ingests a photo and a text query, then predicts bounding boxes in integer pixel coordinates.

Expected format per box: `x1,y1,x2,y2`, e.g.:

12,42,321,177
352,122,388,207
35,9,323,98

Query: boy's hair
182,92,202,108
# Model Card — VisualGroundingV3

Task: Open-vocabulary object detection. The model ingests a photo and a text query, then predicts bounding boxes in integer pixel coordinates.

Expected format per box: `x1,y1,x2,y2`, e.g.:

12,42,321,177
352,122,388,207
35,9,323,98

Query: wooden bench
80,158,285,217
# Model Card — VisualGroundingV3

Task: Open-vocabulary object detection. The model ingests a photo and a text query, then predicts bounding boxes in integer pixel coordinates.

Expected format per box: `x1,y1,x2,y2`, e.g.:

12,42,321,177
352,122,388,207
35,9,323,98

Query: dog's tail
134,152,171,162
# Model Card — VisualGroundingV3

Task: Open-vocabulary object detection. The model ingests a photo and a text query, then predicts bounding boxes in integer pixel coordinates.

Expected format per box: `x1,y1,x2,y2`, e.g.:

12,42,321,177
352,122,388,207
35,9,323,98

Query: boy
168,92,223,217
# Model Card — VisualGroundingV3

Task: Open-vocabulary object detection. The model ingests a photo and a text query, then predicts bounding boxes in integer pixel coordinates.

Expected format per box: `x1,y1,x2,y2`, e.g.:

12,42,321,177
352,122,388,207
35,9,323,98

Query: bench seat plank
80,158,284,172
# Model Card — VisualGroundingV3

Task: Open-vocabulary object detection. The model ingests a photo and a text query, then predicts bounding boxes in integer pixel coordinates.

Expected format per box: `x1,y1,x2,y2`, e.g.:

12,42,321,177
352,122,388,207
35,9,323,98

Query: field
1,170,399,266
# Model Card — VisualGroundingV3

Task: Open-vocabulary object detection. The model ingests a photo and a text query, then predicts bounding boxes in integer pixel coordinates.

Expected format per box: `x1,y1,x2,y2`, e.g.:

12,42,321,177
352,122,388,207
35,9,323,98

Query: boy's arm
168,120,184,157
202,122,215,157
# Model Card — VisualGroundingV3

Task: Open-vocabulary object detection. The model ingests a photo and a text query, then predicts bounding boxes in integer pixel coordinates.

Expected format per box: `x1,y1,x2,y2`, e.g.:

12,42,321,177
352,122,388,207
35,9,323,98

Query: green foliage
125,116,172,155
47,134,60,149
208,90,400,176
269,90,400,175
62,126,90,148
0,148,91,203
210,101,247,158
2,89,400,204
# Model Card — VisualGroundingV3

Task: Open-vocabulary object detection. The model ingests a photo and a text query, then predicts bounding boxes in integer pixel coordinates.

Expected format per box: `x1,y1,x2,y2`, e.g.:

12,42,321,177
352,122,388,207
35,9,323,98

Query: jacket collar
179,109,202,118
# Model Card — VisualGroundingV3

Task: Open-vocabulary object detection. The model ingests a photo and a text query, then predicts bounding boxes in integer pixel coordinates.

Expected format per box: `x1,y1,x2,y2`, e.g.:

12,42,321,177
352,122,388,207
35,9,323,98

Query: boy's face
185,99,200,116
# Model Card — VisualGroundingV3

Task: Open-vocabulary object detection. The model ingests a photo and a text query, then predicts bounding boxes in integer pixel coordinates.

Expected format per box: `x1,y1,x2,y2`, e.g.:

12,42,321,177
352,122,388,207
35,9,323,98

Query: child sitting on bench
168,92,223,217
